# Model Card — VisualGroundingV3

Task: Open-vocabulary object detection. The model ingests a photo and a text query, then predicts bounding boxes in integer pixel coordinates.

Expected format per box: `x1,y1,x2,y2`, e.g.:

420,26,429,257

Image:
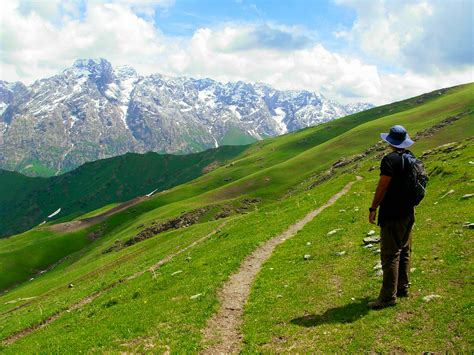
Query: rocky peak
0,81,27,101
115,65,139,80
72,58,115,94
73,58,112,72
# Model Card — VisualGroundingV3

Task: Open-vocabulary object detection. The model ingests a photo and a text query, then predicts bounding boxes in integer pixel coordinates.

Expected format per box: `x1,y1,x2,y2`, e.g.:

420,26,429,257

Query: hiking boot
368,298,396,310
397,289,409,298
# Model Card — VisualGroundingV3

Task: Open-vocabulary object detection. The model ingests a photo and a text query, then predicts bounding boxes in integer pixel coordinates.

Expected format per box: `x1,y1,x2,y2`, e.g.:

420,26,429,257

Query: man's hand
369,210,377,224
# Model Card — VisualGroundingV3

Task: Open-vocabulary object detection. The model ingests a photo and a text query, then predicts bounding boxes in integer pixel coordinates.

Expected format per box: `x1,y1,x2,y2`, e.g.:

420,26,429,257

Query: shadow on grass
290,297,370,327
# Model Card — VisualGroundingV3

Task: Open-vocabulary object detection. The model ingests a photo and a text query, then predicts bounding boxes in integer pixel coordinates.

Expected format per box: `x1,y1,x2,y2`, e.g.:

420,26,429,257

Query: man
368,125,415,310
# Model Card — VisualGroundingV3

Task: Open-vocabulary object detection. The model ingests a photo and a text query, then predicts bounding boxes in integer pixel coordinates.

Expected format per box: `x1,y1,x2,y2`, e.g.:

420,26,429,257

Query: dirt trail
202,176,362,354
1,220,231,347
48,196,147,233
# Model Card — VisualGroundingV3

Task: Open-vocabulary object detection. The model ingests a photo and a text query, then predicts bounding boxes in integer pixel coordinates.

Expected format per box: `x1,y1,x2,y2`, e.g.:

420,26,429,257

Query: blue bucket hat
380,125,414,148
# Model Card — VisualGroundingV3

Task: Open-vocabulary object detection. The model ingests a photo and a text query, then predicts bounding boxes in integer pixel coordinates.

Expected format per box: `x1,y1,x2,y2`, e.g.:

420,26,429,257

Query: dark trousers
379,214,414,301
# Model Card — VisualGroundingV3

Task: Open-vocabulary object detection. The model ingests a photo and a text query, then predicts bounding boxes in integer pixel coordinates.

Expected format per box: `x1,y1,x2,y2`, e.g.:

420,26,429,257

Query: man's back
379,150,414,225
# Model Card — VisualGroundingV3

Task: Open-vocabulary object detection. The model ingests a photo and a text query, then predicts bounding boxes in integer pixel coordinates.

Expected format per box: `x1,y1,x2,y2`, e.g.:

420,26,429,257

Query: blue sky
151,0,362,58
153,0,354,38
1,0,473,104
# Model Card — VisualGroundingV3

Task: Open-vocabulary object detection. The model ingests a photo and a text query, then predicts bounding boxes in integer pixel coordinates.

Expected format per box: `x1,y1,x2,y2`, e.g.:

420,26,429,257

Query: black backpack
399,151,428,206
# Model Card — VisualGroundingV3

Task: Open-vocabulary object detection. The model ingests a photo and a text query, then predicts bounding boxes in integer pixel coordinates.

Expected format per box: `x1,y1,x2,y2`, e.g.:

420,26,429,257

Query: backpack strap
396,149,405,173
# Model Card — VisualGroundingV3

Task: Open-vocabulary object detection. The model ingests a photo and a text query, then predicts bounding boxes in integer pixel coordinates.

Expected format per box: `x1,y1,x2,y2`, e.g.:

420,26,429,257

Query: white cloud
376,68,473,104
0,0,472,106
0,0,169,81
336,0,474,73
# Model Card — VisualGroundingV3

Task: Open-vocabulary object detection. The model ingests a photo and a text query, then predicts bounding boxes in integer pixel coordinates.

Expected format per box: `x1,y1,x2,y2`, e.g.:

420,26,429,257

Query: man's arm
369,175,392,224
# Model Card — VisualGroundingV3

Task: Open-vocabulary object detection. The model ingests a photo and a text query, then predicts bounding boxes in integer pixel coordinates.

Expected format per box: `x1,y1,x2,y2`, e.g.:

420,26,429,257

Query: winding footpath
202,176,362,354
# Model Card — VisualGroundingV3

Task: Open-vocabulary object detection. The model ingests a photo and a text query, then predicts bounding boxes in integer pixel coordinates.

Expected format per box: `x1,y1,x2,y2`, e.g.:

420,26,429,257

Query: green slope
0,83,472,353
0,145,249,238
242,137,473,353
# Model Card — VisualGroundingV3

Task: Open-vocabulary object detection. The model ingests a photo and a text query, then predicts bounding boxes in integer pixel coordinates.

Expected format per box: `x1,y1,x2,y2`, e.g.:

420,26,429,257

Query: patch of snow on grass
48,208,61,218
146,188,158,197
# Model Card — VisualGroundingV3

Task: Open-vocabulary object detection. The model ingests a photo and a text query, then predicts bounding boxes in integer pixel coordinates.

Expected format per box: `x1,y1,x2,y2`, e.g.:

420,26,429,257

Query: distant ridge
0,144,248,238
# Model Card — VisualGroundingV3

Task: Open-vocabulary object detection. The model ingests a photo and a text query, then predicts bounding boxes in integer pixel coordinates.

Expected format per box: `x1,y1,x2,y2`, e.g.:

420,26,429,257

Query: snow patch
72,76,88,92
48,208,61,218
207,127,219,148
105,83,120,100
198,89,216,109
248,129,262,140
0,102,8,115
272,107,288,134
31,105,55,116
119,77,137,101
179,100,193,112
119,105,129,129
228,105,241,120
70,67,90,78
146,188,158,197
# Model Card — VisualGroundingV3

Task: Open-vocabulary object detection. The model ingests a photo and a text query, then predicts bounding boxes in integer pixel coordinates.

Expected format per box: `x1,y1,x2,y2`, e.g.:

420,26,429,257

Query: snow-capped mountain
0,58,373,175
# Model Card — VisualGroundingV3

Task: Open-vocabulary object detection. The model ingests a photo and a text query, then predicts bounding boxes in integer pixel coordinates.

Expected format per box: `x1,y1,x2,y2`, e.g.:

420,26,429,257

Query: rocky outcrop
103,198,261,253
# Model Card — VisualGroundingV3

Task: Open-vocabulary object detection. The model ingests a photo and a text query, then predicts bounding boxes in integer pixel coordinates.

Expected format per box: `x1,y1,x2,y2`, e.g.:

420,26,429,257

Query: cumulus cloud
335,0,474,73
210,23,313,52
0,0,472,105
1,0,168,80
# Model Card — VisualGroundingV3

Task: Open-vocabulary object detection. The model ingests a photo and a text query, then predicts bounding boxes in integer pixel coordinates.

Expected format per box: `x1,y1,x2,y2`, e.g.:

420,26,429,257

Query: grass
0,83,472,353
219,127,258,146
20,161,56,177
242,140,473,352
0,228,93,291
78,203,120,219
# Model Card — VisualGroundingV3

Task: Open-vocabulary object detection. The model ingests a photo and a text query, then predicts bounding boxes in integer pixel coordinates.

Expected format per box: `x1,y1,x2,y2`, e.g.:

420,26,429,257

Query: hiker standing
367,125,426,309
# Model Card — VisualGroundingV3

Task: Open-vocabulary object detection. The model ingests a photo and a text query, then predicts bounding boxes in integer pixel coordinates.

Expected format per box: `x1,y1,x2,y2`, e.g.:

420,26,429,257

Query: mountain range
0,58,372,176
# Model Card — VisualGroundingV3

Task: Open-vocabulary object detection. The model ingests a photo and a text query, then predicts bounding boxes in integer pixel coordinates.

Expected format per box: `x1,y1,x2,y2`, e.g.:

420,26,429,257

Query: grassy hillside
242,138,473,353
0,145,248,238
0,83,472,353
